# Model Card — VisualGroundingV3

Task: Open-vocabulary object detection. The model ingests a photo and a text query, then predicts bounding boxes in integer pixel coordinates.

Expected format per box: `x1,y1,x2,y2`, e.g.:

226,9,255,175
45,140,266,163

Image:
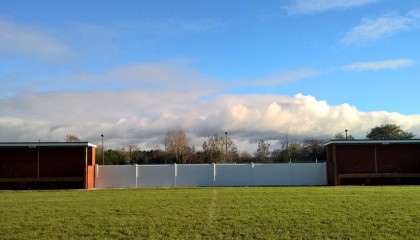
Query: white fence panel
176,164,214,187
251,163,292,186
291,163,327,185
138,165,175,187
95,162,327,188
215,164,251,186
95,165,136,188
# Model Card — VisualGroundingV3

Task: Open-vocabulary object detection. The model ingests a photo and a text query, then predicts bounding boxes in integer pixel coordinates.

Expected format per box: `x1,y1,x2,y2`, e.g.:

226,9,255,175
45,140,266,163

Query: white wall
95,165,136,188
214,164,251,186
138,165,175,187
291,163,327,185
252,163,292,186
176,164,214,187
95,163,327,188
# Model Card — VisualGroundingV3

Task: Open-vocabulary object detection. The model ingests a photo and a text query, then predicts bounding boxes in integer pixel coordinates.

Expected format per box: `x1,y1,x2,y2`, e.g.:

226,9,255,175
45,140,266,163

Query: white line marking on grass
207,188,218,227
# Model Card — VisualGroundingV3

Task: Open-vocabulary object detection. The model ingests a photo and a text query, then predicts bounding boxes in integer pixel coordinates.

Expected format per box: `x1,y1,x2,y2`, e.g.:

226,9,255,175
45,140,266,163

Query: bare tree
202,134,238,163
126,145,140,164
334,132,354,140
65,134,80,142
238,152,254,163
288,142,303,162
303,138,326,162
165,130,191,164
255,140,271,162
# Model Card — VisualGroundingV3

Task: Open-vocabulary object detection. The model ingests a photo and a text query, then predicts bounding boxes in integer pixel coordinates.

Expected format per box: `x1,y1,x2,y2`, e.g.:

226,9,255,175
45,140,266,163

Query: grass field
1,186,419,239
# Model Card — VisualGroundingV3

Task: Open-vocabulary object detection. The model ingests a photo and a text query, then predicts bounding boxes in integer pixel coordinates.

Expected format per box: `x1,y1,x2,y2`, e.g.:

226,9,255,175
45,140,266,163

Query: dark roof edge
0,142,97,148
325,139,420,146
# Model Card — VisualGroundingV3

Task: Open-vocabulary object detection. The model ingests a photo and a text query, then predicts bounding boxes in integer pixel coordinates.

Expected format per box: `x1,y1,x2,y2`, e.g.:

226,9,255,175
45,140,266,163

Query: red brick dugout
0,142,96,190
325,140,420,186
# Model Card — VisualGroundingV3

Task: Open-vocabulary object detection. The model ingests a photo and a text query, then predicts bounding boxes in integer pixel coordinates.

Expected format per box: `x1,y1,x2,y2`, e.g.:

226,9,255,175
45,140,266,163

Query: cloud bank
2,90,420,152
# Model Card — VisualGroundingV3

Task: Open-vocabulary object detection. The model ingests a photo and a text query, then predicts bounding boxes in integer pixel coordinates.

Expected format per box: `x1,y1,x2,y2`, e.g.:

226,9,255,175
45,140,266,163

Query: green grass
1,187,420,239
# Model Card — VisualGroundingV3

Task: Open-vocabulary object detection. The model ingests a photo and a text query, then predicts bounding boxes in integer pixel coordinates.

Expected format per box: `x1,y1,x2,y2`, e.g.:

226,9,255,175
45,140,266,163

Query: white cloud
0,18,73,61
343,59,414,71
1,59,418,153
2,91,420,153
286,0,379,14
342,11,420,44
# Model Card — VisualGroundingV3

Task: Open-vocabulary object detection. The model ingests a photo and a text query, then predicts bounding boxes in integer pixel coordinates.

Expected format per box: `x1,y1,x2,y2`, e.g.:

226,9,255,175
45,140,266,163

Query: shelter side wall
87,147,96,189
0,148,38,178
376,145,420,173
336,145,375,174
326,145,335,185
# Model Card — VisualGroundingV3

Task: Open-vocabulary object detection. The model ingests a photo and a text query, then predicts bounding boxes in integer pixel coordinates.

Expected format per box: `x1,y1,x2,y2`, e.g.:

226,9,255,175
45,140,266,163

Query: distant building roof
0,142,97,148
325,139,420,146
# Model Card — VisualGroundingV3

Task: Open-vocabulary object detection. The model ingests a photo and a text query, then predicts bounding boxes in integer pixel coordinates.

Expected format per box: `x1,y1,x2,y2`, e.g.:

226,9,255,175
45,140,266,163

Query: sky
1,0,420,152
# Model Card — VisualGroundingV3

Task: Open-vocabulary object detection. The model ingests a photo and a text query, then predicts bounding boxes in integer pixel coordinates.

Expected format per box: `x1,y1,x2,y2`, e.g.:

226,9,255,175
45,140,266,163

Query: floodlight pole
345,130,348,140
225,132,228,162
101,134,104,165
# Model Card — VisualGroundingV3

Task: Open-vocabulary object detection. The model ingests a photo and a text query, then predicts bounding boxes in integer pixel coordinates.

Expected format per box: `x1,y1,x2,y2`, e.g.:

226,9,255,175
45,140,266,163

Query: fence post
289,162,293,185
135,164,138,188
94,164,99,188
174,163,177,187
250,162,254,186
213,163,216,186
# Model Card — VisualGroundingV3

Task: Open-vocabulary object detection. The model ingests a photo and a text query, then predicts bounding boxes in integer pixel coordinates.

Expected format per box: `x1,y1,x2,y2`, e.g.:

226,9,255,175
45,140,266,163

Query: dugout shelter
325,139,420,185
0,142,96,190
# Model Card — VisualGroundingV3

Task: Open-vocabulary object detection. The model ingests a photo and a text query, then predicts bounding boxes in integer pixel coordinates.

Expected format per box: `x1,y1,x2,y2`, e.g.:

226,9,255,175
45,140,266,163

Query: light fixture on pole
101,134,104,165
225,132,228,162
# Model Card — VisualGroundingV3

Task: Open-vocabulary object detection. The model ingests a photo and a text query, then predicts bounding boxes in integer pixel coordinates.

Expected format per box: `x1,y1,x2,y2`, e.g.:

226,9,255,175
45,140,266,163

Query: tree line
66,123,415,165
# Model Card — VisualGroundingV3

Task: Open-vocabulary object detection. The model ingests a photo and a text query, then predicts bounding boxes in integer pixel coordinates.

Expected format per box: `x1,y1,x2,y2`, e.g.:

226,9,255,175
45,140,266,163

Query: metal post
225,132,228,162
345,129,348,140
101,134,104,165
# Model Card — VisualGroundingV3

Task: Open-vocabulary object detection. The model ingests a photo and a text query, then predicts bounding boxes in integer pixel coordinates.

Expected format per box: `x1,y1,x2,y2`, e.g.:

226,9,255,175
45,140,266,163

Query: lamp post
225,132,228,162
101,134,104,165
345,130,348,140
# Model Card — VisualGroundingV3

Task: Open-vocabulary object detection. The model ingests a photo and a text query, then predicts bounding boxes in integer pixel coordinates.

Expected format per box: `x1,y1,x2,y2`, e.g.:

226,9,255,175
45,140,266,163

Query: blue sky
1,0,420,151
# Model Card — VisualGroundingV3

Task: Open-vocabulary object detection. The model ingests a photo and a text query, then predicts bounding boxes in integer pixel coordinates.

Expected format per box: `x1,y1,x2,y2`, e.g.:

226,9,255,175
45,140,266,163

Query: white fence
95,163,327,188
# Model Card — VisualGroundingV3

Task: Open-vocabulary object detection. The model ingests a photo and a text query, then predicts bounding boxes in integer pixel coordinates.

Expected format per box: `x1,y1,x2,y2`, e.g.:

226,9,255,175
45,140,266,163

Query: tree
302,138,326,162
134,150,166,164
366,124,414,140
202,134,238,163
334,132,355,140
164,130,192,164
65,134,80,142
238,152,254,163
270,137,292,163
254,140,271,162
127,145,140,164
105,149,125,165
288,142,303,162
